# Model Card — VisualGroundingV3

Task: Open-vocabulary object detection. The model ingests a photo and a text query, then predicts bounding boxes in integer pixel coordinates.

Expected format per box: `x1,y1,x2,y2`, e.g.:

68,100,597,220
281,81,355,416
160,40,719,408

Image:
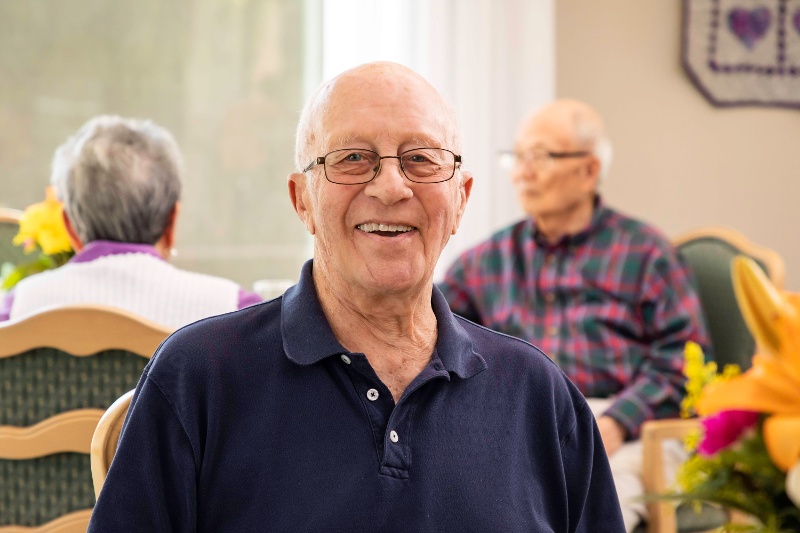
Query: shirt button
547,326,559,337
544,293,555,304
389,430,399,443
340,354,351,365
367,388,379,401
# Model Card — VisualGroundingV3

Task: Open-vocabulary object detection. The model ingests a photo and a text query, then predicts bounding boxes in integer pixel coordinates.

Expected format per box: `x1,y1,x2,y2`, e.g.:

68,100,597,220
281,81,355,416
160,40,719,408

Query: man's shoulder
454,313,568,380
601,205,674,250
454,314,590,424
455,219,531,264
145,299,281,386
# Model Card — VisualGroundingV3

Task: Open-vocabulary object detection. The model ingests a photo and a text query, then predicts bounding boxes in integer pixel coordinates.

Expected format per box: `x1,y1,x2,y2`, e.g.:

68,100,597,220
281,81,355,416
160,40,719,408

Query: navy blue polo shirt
89,260,624,532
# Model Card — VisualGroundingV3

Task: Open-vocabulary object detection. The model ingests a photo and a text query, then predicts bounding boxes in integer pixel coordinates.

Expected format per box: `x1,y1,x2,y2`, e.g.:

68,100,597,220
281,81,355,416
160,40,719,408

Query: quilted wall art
683,0,800,108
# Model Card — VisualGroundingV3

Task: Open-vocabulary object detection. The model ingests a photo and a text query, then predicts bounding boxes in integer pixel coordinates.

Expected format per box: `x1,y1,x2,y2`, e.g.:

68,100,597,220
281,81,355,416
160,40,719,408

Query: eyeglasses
303,148,462,185
498,148,590,170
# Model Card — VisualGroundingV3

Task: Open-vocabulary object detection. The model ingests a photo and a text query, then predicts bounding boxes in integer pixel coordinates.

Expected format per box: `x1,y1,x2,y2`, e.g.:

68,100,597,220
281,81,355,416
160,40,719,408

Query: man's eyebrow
333,134,360,147
410,136,434,147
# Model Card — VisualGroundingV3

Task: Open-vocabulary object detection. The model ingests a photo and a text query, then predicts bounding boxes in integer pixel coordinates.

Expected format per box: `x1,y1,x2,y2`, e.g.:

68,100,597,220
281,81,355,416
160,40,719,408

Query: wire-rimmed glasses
498,148,590,170
303,148,461,185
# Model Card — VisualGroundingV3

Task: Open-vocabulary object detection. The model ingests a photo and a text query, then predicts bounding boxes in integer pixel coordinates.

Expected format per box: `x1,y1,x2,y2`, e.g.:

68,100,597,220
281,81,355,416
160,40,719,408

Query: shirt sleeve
604,245,710,439
561,400,626,532
237,287,263,309
437,254,482,323
87,375,198,532
0,291,12,321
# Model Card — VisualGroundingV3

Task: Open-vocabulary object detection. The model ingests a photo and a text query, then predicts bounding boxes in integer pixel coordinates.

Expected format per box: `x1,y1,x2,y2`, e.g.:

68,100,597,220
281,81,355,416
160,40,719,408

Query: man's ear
61,210,84,251
288,173,315,235
452,171,474,235
584,156,601,191
161,202,180,250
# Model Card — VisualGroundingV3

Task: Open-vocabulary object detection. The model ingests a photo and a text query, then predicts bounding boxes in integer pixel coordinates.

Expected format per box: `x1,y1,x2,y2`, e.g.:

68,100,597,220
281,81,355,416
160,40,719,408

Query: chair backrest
0,207,25,267
90,389,134,498
673,226,785,371
0,305,171,532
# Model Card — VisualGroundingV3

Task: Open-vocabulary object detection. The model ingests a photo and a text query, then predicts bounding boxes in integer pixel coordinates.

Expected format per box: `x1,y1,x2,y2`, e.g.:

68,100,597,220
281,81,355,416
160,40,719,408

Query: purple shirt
0,240,261,321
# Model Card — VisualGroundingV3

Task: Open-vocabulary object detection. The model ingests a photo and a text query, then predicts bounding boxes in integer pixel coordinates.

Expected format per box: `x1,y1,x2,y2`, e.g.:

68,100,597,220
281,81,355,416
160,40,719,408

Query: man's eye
345,153,363,161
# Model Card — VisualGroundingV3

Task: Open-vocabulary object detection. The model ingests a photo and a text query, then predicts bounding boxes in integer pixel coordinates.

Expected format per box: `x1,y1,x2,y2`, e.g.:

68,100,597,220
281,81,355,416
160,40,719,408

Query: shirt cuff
603,394,652,440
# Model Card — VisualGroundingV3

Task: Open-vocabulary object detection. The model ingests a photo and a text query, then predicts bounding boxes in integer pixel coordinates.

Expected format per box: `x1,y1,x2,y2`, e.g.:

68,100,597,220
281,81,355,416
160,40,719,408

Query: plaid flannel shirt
438,199,710,439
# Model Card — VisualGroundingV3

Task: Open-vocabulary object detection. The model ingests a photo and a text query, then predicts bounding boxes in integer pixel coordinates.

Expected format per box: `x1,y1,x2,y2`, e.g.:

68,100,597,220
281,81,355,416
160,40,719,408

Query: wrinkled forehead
516,112,580,151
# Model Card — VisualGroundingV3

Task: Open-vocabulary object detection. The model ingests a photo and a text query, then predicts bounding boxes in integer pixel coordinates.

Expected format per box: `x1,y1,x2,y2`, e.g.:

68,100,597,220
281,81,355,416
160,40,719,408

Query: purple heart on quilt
727,7,772,49
794,8,800,35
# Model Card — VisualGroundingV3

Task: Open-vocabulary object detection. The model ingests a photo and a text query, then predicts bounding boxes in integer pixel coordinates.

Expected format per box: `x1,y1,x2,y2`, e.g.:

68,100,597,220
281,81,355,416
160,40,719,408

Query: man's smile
356,223,417,237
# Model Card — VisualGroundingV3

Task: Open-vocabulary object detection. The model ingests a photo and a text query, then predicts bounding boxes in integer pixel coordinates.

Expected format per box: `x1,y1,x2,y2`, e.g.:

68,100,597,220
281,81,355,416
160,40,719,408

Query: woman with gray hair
0,115,260,328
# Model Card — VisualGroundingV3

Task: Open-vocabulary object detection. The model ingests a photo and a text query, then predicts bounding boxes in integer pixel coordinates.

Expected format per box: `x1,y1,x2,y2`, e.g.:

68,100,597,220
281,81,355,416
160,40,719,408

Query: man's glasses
498,148,590,170
303,148,461,185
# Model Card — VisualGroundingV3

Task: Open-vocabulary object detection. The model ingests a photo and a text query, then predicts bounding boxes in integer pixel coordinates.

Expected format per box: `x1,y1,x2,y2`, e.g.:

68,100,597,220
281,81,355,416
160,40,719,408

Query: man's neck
313,264,438,402
534,196,595,244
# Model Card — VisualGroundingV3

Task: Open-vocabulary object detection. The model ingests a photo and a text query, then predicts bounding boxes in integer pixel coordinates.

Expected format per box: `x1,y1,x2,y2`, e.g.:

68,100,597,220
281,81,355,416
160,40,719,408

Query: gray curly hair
51,115,183,245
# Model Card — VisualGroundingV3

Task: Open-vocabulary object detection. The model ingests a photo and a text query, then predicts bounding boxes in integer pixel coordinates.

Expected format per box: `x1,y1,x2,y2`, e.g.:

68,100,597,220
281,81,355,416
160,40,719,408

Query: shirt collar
281,260,486,380
531,194,610,248
71,240,164,264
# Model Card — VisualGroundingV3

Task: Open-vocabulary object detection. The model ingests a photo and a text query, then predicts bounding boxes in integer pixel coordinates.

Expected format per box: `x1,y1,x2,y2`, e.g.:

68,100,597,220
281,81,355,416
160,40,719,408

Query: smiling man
439,99,709,531
88,65,624,532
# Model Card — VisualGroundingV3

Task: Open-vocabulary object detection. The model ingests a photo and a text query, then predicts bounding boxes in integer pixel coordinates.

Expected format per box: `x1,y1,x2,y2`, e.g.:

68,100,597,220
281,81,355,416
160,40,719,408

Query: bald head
521,99,613,181
294,62,462,172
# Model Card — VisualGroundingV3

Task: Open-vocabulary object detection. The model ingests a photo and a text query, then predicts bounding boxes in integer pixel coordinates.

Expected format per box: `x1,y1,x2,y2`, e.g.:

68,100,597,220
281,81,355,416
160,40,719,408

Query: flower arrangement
0,187,73,290
672,257,800,532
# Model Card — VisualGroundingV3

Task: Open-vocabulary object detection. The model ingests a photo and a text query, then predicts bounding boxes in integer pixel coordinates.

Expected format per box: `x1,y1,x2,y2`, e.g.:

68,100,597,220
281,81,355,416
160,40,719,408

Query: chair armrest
641,418,700,533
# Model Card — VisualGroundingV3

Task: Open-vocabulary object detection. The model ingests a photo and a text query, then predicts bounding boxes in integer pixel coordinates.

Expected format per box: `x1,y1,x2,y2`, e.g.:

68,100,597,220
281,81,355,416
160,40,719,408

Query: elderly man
88,66,624,532
0,115,260,327
439,99,709,531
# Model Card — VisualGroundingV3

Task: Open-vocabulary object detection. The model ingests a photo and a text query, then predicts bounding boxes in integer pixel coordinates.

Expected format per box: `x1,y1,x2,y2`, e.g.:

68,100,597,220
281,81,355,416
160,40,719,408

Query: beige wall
557,0,800,289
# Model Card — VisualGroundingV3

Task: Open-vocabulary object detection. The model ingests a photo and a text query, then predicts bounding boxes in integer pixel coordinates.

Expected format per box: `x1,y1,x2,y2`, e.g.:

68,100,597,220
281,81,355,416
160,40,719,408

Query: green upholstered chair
0,208,26,269
0,305,171,532
674,226,785,370
639,226,784,533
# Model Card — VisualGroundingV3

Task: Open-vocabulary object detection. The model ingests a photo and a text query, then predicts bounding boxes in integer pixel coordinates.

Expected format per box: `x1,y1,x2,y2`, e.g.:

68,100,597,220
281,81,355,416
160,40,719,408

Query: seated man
1,116,260,328
88,64,624,532
439,99,709,532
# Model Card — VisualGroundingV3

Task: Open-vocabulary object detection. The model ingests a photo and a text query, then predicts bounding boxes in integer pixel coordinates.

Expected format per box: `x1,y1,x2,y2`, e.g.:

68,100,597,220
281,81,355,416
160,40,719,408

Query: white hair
573,111,613,182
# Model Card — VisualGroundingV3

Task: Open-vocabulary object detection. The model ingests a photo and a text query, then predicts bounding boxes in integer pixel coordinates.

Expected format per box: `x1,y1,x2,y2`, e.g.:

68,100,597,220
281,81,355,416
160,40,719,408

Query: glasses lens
498,151,517,170
324,149,379,184
506,148,551,169
401,148,455,183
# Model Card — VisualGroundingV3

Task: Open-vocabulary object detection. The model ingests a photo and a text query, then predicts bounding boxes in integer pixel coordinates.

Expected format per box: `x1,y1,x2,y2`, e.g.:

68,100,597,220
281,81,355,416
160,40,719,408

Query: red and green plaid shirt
438,199,710,439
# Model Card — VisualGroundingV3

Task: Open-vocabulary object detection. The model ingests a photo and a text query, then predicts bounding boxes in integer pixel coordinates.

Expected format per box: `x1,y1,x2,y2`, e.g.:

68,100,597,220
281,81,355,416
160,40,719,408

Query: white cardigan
11,252,242,329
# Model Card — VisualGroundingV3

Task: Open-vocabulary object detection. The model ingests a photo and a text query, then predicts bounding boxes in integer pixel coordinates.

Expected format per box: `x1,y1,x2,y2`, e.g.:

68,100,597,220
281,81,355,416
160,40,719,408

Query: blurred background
1,0,799,290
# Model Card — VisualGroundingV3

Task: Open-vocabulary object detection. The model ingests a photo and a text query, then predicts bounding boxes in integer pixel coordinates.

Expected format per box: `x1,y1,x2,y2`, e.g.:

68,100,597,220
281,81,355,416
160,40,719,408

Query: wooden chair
640,226,784,533
90,389,134,498
0,207,25,267
0,305,171,532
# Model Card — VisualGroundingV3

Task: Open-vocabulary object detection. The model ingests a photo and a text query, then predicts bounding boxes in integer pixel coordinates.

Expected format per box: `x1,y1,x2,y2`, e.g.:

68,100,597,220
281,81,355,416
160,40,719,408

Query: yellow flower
680,341,739,418
13,187,72,256
697,257,800,472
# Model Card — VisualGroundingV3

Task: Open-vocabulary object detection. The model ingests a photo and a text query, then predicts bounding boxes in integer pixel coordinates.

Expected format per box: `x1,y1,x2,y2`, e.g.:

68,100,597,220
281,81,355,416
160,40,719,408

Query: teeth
357,223,415,233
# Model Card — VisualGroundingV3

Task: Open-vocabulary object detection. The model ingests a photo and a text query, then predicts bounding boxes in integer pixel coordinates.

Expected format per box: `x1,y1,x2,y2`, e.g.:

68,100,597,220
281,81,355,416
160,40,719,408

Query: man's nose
512,161,536,181
365,157,413,204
